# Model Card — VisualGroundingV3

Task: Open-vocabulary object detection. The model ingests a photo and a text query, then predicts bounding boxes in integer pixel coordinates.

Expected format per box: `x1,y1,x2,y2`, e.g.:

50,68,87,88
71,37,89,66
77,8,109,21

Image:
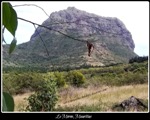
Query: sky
3,1,149,56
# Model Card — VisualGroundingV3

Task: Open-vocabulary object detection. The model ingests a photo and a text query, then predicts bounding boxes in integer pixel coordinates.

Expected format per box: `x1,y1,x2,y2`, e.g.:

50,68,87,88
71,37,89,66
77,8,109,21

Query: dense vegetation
3,60,148,94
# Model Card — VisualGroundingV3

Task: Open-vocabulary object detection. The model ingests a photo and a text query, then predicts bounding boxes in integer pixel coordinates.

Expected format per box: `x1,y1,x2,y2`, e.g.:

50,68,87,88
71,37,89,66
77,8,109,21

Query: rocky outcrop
112,96,148,111
31,7,135,51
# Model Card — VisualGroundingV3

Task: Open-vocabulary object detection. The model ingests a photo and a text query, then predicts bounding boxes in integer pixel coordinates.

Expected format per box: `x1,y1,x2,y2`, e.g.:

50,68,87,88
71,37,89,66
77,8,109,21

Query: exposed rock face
31,7,135,50
3,7,137,68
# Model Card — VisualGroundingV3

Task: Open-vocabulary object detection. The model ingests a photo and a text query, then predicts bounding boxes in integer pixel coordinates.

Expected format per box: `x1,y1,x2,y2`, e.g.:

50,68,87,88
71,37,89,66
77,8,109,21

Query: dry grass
58,85,109,103
58,84,148,111
13,84,148,112
13,92,34,111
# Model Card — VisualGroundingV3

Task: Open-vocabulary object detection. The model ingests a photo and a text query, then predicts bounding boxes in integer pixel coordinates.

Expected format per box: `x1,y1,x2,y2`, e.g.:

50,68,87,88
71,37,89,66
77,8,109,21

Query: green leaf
9,38,17,54
3,3,10,26
3,2,18,37
3,92,14,111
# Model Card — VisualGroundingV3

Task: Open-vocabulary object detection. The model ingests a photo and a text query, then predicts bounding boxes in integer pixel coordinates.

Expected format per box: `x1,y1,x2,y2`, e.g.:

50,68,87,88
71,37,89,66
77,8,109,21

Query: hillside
3,7,137,69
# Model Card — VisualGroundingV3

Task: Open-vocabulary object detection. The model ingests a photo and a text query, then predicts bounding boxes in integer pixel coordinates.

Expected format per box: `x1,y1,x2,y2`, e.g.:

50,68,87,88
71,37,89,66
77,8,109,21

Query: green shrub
26,79,58,111
133,68,144,74
3,72,44,94
66,71,86,87
54,71,66,87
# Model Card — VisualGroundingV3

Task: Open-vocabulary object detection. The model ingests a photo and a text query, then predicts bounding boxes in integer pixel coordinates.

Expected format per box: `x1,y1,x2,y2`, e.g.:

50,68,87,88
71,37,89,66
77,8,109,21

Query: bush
3,72,44,94
54,71,66,87
26,79,58,111
66,71,86,87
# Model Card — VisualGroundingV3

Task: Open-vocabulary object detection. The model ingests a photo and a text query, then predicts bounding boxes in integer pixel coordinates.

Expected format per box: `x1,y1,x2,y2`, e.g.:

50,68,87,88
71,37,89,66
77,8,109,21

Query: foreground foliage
3,92,14,111
26,79,58,111
2,2,18,112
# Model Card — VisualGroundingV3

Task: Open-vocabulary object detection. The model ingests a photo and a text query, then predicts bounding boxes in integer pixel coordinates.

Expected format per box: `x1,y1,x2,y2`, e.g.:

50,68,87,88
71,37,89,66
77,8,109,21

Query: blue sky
3,1,149,56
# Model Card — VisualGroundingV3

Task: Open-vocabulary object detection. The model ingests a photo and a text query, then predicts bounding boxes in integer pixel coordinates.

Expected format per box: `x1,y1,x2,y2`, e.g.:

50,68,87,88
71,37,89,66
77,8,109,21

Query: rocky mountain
3,7,137,69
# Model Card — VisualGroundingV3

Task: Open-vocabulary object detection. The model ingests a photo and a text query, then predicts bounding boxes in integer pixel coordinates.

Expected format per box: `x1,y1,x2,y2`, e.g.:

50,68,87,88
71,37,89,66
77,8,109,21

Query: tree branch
17,17,87,43
2,27,7,44
33,24,50,56
17,15,129,58
14,5,129,41
13,4,50,17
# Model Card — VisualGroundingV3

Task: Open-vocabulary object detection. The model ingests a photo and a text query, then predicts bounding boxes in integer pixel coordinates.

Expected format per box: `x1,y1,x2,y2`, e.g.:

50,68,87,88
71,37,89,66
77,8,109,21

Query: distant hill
3,7,137,69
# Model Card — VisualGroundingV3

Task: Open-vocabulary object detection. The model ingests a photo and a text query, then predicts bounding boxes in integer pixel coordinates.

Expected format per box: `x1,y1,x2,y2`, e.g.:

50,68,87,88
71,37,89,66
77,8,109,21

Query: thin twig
33,24,56,70
13,4,129,37
18,17,113,58
33,24,49,56
18,17,87,43
13,4,49,17
2,27,7,44
17,16,129,59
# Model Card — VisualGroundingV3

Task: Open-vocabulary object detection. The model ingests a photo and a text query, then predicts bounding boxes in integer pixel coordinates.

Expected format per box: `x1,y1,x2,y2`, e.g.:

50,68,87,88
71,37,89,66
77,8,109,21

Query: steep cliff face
3,7,137,68
31,7,135,51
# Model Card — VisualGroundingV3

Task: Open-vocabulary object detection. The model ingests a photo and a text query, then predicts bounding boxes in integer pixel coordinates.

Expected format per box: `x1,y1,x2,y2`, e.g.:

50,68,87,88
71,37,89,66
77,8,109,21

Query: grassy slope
55,84,148,111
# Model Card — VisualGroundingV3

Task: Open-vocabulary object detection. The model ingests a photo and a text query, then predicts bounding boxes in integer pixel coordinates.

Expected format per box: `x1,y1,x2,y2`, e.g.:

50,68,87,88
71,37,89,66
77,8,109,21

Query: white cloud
4,1,149,56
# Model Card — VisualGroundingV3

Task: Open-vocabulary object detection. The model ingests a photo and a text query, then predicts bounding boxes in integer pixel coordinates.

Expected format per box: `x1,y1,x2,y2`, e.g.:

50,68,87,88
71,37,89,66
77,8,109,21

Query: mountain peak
3,7,137,68
67,7,77,10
